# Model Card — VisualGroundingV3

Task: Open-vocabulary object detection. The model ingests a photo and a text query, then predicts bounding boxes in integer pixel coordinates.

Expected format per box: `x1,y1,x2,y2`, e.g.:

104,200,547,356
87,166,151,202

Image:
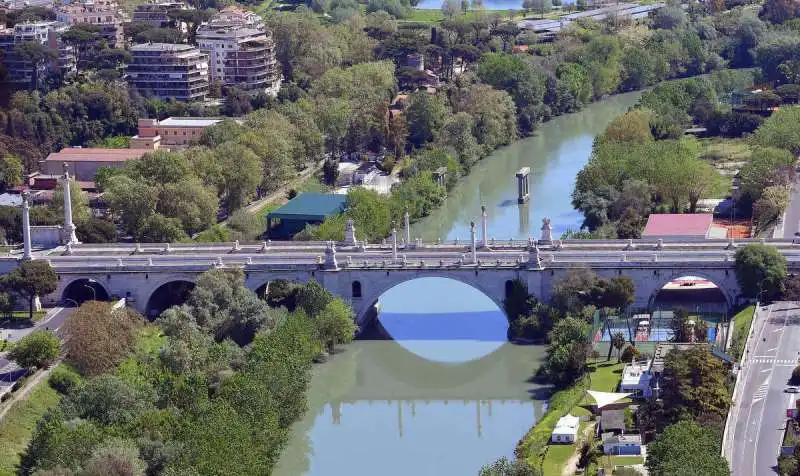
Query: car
785,387,800,393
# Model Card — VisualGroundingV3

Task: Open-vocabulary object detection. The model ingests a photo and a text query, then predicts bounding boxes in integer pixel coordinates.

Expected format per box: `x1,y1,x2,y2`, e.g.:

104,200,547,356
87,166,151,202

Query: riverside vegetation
2,268,357,475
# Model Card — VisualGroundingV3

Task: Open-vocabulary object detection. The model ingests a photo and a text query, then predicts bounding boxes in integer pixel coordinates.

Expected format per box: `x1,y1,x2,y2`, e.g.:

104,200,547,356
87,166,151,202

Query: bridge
6,172,800,321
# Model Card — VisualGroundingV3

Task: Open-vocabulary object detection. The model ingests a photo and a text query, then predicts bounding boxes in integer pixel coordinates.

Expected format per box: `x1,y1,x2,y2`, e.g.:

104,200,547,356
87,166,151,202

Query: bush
48,365,81,395
0,393,9,402
8,331,60,370
620,345,641,363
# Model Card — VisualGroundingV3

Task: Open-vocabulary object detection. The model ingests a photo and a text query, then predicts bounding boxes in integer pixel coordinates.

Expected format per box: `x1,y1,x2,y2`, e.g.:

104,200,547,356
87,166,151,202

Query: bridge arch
144,276,196,319
61,277,110,306
646,269,738,312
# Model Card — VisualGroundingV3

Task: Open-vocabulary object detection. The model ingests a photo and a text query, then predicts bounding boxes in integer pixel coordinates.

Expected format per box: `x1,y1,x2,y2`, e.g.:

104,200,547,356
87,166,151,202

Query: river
274,91,643,476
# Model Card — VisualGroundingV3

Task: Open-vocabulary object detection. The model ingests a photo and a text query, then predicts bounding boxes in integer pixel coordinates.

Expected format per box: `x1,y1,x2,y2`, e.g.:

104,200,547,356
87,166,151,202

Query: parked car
785,387,800,393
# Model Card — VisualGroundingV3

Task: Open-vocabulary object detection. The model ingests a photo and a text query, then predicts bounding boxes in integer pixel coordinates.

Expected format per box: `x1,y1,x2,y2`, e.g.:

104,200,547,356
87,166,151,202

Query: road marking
753,381,770,402
761,368,773,373
768,347,778,352
750,358,798,364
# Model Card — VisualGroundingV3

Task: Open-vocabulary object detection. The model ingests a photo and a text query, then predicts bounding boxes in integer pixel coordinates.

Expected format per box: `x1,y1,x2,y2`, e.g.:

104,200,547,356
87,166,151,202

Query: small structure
620,360,653,398
642,213,727,240
602,434,642,456
516,167,530,203
432,167,447,188
551,414,580,443
266,193,347,239
598,409,627,435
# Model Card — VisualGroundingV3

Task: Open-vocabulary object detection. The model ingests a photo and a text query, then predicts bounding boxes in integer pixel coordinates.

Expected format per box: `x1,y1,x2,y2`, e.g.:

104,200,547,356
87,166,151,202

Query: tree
660,345,730,423
646,420,729,476
523,0,549,18
760,0,800,24
543,316,590,387
405,91,449,147
550,268,597,315
612,331,626,362
8,330,60,369
62,374,155,426
0,292,14,319
738,147,794,202
13,41,56,89
620,344,640,363
734,243,788,300
2,260,58,321
51,178,91,226
135,213,188,243
752,108,800,155
315,298,357,353
214,142,261,212
158,179,218,235
62,302,142,376
0,155,23,192
81,439,147,476
479,457,540,475
597,109,653,145
296,279,334,318
104,176,159,237
442,0,460,18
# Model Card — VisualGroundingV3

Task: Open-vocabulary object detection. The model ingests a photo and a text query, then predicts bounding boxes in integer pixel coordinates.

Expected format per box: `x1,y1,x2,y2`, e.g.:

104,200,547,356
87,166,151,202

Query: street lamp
82,282,96,301
63,298,79,308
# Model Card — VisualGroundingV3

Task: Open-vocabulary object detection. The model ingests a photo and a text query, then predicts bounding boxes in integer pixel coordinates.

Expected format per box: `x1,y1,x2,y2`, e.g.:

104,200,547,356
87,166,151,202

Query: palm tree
612,331,626,362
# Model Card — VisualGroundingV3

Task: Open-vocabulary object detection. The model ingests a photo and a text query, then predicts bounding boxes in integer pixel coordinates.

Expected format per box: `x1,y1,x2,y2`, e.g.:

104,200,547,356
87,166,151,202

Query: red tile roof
642,213,714,237
44,148,147,163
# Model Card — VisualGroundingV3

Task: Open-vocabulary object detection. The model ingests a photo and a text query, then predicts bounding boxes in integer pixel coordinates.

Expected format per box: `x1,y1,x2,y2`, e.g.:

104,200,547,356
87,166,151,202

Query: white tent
587,390,632,409
551,413,580,443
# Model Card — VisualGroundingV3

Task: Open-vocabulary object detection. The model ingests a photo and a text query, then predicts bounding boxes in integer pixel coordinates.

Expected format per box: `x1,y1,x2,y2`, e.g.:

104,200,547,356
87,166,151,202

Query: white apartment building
56,0,124,48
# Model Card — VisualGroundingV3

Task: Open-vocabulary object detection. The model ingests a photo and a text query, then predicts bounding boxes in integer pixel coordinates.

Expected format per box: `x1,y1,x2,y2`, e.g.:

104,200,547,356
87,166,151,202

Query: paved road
0,307,75,393
782,168,800,239
729,303,800,476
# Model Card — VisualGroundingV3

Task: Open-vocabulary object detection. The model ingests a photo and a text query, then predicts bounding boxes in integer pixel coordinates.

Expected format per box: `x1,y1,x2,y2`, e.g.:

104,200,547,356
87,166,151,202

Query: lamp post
83,282,97,301
63,298,79,308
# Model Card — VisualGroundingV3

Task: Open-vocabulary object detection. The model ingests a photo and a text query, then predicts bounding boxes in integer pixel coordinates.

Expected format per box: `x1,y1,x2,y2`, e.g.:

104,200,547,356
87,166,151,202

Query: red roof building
41,148,149,182
642,213,726,239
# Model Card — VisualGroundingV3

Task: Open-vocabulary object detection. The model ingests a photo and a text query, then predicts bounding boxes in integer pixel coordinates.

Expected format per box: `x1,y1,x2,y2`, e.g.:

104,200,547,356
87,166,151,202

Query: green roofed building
266,193,347,239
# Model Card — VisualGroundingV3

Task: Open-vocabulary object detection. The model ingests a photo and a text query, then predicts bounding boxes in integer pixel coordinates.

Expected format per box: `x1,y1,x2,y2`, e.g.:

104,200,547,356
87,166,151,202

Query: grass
0,368,62,476
611,455,644,466
701,138,753,162
729,305,755,360
7,311,47,322
403,8,516,24
542,439,577,475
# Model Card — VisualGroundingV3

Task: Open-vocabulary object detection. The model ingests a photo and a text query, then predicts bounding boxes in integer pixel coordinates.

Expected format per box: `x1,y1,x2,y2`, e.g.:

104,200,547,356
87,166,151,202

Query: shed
551,413,580,443
599,409,626,434
266,193,347,239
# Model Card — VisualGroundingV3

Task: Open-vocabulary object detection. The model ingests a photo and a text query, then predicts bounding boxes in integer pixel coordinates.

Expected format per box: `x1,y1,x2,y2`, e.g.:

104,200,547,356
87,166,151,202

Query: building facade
196,6,279,96
130,117,226,149
41,148,149,182
127,43,209,101
132,1,188,28
56,0,123,48
0,21,76,90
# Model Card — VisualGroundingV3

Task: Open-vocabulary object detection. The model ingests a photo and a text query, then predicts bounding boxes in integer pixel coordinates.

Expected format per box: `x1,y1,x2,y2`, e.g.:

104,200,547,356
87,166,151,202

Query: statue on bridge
539,217,553,244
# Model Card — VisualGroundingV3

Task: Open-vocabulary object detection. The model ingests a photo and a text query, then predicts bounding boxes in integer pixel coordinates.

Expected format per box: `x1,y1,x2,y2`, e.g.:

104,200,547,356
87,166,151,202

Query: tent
587,390,632,409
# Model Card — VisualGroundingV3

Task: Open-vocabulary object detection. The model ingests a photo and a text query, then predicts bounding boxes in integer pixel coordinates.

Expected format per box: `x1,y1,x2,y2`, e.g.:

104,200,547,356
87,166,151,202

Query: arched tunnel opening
61,278,110,307
360,277,508,364
146,280,195,319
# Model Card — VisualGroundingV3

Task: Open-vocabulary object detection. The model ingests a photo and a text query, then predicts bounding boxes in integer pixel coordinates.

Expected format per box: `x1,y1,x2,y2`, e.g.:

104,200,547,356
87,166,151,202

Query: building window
352,281,362,298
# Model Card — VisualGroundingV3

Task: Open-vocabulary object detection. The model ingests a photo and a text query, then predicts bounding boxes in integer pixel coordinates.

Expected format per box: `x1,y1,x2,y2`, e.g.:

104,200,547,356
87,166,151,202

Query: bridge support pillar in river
516,167,530,204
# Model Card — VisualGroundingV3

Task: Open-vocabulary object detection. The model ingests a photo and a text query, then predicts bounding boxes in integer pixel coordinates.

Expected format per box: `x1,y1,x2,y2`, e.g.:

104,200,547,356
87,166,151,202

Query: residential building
132,0,188,28
127,43,209,101
196,7,279,95
56,0,124,48
602,434,642,456
551,414,580,443
0,22,76,90
620,359,653,398
598,409,627,434
130,117,226,149
41,148,149,181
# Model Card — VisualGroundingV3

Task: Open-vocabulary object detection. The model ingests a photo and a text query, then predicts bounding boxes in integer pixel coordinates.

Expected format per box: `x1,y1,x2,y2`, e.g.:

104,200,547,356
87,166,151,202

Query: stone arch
246,272,315,309
144,276,197,319
352,270,511,326
646,269,737,312
60,276,110,306
352,280,362,298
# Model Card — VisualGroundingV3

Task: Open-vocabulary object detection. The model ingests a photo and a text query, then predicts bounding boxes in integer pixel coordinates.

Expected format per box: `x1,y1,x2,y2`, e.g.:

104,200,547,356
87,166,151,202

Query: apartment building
127,43,209,101
56,0,123,48
0,21,76,89
132,0,188,28
130,117,227,149
196,6,279,96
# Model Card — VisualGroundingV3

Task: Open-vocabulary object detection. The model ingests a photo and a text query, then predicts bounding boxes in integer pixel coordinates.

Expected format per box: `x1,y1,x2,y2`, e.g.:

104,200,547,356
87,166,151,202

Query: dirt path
562,421,596,476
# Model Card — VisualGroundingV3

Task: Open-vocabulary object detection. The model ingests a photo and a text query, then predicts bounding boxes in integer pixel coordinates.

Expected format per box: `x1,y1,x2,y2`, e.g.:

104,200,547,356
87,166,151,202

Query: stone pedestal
516,167,530,204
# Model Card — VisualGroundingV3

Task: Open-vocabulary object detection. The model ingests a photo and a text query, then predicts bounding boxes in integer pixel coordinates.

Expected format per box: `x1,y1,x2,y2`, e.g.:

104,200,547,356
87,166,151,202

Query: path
234,164,321,220
562,421,596,476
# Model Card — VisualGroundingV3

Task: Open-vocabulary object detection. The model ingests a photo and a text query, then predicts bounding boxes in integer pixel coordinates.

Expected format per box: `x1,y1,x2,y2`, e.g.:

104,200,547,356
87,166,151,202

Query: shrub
8,331,60,369
1,393,10,402
48,365,81,395
621,345,641,363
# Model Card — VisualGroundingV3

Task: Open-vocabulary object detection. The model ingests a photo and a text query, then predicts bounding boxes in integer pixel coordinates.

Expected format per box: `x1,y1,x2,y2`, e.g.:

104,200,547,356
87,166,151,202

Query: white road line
768,347,778,352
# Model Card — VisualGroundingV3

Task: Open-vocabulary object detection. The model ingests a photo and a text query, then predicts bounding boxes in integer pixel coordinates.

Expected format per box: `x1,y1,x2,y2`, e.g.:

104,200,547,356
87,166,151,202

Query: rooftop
267,193,347,221
158,117,225,127
130,43,198,52
44,148,148,163
599,409,626,432
602,433,642,445
642,213,714,238
553,414,580,434
621,360,652,388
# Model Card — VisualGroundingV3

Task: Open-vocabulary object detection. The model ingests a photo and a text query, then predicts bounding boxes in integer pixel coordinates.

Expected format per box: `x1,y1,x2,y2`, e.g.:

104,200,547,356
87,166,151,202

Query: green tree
597,109,653,145
646,420,729,476
0,155,23,192
135,214,188,243
9,330,60,369
612,331,626,362
81,439,147,476
543,316,590,387
752,108,800,154
63,301,141,376
405,91,449,147
51,178,91,226
296,279,334,318
214,142,261,212
14,41,56,89
315,298,357,353
734,243,788,299
660,345,730,422
738,147,795,202
104,176,159,237
479,456,540,475
158,178,218,235
0,292,14,319
760,0,800,24
2,260,58,321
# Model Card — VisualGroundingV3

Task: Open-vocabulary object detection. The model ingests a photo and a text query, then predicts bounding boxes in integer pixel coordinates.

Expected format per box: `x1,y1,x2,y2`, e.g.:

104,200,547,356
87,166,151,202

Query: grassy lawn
611,455,644,465
730,305,755,360
701,138,753,162
0,369,62,476
3,311,47,323
542,441,576,476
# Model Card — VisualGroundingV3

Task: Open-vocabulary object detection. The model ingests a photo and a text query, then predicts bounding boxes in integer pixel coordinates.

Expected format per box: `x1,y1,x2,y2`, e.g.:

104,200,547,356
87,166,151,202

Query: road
0,307,75,394
728,302,800,476
782,167,800,239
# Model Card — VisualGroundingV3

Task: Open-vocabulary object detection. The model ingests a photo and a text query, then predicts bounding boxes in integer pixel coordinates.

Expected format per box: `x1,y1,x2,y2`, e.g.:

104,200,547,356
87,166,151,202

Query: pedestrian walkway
749,358,798,365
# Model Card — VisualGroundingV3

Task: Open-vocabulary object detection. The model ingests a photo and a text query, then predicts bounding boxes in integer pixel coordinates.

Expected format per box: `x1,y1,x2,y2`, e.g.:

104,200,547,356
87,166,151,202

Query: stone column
516,167,530,204
325,241,338,269
344,218,357,246
61,163,79,245
21,191,32,260
470,220,477,264
404,210,411,246
392,228,398,261
481,204,488,248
